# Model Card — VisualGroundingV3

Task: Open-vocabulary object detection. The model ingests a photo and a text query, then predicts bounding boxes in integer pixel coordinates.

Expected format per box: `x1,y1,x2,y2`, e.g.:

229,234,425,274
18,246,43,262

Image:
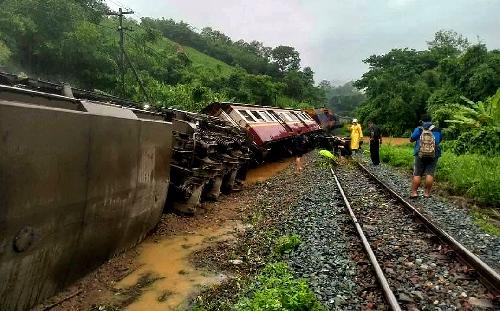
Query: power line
107,8,134,95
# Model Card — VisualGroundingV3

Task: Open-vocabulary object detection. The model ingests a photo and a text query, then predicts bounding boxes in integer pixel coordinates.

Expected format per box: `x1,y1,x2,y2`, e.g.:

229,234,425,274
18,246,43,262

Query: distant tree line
0,0,324,111
317,80,366,117
140,18,324,105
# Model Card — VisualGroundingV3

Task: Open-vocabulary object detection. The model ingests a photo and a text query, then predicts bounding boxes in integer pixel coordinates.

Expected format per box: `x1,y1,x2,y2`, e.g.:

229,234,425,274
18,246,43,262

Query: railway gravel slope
192,154,387,310
336,163,497,310
357,155,500,273
280,166,385,310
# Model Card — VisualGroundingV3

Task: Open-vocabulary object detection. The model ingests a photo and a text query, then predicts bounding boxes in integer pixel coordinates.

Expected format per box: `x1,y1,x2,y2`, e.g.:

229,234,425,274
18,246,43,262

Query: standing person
368,121,382,165
410,115,442,198
349,119,363,154
293,130,308,172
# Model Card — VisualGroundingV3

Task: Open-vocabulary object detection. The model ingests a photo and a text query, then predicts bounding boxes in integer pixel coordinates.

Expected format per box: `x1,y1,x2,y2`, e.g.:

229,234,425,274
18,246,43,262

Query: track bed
334,163,498,310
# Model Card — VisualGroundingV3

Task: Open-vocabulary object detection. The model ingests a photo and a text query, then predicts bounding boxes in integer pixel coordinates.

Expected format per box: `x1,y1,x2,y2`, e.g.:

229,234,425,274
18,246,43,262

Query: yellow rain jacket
350,123,363,150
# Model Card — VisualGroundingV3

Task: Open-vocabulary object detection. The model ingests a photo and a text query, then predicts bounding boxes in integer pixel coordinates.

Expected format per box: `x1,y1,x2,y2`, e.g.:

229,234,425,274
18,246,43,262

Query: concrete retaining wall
0,89,172,310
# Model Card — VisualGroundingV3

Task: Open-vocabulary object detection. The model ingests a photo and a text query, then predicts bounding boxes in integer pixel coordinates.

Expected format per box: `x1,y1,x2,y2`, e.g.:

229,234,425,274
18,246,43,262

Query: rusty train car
203,102,324,159
0,72,340,310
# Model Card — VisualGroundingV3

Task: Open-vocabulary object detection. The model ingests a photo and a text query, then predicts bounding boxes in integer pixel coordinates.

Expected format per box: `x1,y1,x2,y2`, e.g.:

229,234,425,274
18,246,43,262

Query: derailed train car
161,109,251,214
0,84,173,310
0,72,343,310
203,102,321,159
0,74,250,310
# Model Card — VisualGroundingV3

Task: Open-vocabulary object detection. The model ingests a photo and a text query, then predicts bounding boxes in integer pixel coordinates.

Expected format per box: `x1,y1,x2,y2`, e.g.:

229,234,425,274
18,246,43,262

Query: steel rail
330,168,402,311
355,161,500,292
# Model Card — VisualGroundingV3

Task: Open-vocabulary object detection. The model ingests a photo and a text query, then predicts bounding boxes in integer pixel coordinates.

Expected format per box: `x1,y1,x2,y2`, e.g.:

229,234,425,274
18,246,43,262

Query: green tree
0,40,11,65
271,45,301,72
427,29,469,60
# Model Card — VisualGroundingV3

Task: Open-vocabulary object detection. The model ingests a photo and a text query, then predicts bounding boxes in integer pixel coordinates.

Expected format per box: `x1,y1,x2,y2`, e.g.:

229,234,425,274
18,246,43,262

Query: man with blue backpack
409,115,442,198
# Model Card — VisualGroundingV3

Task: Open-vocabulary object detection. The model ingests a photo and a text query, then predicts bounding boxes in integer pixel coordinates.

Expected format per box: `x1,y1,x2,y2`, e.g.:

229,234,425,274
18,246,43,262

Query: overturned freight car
0,73,251,310
0,84,173,311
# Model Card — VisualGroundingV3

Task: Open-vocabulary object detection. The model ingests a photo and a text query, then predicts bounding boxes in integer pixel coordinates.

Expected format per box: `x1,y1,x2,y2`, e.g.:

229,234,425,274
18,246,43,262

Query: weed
471,209,500,237
157,290,174,302
234,262,325,311
274,234,301,256
90,305,119,311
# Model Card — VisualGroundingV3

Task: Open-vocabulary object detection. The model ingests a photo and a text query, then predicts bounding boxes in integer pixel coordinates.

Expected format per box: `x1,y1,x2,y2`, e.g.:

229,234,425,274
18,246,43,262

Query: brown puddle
245,158,294,185
116,221,242,311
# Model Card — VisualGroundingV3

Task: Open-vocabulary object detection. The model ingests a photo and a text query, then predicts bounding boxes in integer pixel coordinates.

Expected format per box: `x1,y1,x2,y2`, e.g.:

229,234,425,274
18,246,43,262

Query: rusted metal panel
0,91,172,311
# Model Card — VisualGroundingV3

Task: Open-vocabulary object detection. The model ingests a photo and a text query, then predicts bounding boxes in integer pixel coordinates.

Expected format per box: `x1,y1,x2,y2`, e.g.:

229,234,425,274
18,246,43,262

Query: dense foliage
355,30,500,139
0,0,324,111
444,90,500,155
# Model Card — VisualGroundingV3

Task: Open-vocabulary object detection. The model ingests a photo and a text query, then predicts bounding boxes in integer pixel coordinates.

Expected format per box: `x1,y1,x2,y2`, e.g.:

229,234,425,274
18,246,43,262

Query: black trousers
370,141,380,165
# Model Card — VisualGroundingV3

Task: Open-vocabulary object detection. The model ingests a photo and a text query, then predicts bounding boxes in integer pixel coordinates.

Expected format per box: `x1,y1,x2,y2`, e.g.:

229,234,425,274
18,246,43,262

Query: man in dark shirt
368,121,382,165
409,115,442,198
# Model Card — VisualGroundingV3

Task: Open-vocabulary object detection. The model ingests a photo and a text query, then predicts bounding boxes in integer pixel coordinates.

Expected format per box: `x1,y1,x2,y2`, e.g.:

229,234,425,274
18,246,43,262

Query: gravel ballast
335,163,497,310
279,161,386,310
358,155,500,273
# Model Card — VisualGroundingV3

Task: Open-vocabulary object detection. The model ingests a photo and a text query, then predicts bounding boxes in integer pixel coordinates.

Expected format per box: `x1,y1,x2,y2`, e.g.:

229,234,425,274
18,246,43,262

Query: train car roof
205,101,313,113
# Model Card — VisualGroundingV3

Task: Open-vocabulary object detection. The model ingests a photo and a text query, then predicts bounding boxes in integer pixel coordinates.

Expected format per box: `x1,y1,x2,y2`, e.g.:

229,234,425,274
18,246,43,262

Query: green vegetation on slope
183,46,236,76
319,80,366,116
0,0,324,111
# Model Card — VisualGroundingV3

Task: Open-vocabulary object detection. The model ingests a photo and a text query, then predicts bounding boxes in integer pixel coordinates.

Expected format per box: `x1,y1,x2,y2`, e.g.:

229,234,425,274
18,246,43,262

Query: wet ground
116,224,240,311
34,159,293,311
244,157,295,185
34,152,499,310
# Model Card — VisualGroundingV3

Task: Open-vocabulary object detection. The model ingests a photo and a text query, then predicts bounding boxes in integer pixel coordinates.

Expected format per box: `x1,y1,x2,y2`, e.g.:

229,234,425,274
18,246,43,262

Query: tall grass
379,144,414,170
379,144,500,206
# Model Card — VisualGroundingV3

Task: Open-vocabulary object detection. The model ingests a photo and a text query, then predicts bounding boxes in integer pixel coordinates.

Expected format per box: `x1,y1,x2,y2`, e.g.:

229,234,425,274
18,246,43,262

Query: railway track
331,162,500,310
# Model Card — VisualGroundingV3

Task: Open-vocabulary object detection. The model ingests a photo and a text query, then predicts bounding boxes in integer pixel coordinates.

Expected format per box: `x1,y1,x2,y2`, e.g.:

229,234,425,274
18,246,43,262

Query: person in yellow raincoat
349,119,363,153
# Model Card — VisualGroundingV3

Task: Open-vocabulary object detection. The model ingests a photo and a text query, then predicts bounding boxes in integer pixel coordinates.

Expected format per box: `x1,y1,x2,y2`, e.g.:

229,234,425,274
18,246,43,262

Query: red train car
304,108,339,133
203,102,320,157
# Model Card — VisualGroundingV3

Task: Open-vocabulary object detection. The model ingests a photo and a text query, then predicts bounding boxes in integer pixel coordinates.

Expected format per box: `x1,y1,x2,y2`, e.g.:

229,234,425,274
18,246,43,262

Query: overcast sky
106,0,500,84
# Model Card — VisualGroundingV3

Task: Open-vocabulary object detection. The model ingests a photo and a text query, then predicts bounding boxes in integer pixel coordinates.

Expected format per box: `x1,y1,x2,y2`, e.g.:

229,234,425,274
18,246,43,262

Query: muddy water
245,158,294,185
117,221,242,311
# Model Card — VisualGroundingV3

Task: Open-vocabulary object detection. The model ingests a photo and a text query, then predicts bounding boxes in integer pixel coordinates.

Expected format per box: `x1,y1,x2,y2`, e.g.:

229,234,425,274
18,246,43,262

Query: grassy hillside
0,1,320,111
183,46,236,76
154,35,236,76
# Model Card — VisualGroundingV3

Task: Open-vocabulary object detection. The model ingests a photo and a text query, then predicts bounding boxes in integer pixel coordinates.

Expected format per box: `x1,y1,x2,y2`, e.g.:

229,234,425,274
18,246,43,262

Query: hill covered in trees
354,31,500,138
0,0,324,111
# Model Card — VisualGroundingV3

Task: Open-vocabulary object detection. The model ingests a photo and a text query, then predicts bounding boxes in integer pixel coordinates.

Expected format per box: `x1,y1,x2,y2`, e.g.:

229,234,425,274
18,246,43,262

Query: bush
235,262,325,311
447,127,500,156
436,153,500,205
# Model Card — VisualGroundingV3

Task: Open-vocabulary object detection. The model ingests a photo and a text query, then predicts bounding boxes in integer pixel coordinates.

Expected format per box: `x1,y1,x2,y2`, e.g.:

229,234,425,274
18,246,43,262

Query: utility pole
107,8,134,95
